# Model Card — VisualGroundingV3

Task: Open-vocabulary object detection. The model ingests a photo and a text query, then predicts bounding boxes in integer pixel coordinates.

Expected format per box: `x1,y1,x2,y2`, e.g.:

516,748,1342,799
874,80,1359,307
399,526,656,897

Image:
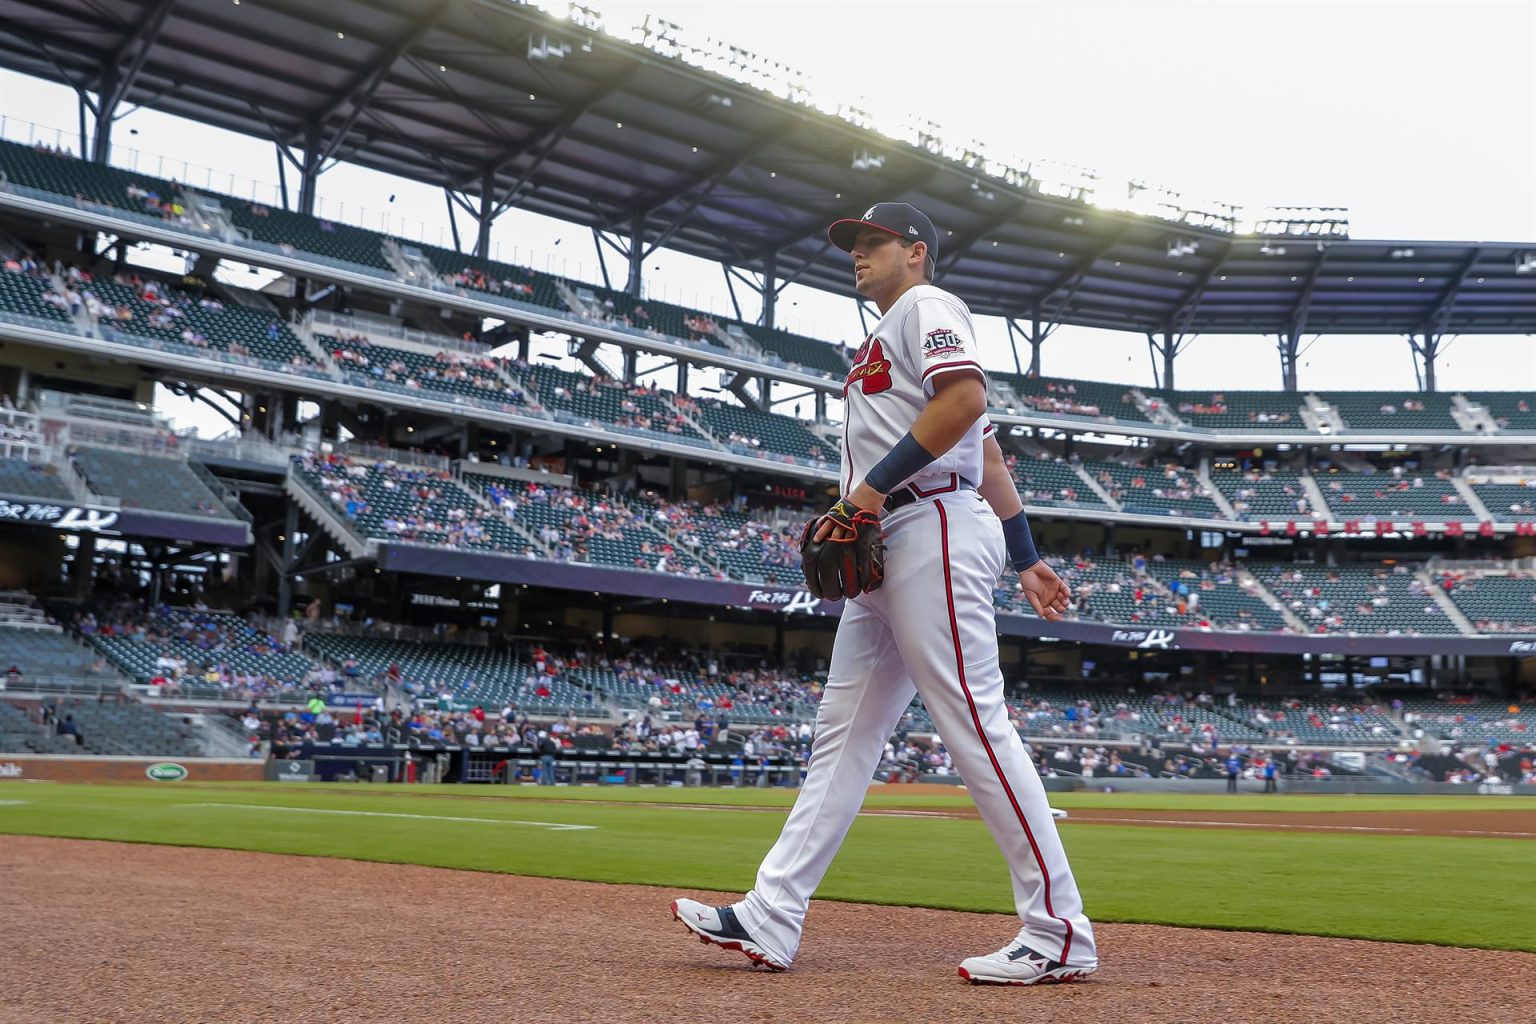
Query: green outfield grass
2,783,1533,952
150,781,1536,814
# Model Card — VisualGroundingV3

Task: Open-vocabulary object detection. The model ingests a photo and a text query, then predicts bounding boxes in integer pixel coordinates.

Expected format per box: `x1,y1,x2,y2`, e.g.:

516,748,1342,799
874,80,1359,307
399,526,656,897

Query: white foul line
183,802,596,831
0,799,28,806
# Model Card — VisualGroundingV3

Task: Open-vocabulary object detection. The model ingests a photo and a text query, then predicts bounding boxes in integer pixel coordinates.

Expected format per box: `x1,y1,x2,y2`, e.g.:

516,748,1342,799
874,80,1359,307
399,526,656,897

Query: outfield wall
0,754,265,783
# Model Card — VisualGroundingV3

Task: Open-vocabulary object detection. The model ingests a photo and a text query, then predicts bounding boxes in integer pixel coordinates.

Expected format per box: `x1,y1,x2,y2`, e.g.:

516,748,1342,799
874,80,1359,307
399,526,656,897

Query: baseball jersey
840,284,988,494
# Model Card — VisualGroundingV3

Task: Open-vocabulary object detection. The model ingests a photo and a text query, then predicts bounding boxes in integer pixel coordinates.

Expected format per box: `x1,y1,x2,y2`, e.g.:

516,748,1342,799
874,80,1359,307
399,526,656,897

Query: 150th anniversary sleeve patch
922,326,967,359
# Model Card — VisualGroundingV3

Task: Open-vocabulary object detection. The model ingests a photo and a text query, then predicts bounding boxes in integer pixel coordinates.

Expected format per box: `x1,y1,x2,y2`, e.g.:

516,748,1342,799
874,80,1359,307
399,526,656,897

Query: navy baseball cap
828,202,939,259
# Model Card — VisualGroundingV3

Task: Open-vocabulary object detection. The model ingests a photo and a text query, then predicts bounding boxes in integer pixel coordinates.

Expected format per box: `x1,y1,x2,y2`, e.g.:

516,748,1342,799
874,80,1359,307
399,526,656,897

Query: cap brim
827,219,904,252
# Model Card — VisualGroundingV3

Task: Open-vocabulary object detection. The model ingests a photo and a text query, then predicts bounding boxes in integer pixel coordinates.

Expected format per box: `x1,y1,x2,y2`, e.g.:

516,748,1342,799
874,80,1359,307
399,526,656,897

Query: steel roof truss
1286,245,1330,337
1422,249,1483,334
310,0,455,165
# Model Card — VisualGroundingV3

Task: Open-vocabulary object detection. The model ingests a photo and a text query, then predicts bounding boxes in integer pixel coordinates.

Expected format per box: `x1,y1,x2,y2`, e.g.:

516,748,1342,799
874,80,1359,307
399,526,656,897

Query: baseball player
672,202,1098,985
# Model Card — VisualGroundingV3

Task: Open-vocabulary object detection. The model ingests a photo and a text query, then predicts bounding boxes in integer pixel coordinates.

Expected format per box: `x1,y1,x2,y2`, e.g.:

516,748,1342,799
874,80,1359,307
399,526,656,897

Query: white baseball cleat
670,897,789,971
958,937,1097,986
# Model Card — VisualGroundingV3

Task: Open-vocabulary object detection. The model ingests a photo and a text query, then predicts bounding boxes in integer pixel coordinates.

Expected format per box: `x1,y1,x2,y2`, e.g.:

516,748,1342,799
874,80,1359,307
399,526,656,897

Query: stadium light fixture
528,35,573,62
1390,248,1415,259
1166,237,1199,259
1515,251,1536,274
851,149,884,172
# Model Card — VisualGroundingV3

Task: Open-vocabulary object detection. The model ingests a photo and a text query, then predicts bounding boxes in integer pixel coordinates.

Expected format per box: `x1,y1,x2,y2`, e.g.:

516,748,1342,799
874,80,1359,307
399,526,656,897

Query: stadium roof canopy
3,0,1534,337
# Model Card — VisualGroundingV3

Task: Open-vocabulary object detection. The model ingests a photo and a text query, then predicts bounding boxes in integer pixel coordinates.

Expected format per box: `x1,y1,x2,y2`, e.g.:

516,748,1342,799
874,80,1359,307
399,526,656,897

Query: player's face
848,228,909,300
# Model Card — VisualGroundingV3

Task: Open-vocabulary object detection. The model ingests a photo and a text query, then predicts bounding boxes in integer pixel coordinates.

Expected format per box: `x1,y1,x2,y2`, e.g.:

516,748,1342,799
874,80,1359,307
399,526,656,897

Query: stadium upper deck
0,138,1533,466
0,0,1532,353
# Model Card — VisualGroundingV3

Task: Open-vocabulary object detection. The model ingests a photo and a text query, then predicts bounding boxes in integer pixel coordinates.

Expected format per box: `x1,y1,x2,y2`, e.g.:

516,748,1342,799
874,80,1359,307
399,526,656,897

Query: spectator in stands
56,713,83,746
537,730,558,785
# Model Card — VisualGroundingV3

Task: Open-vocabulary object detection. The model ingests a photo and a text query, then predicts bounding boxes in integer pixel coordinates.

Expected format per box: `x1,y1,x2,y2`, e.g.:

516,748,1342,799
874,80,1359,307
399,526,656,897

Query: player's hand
1018,561,1071,621
813,484,885,542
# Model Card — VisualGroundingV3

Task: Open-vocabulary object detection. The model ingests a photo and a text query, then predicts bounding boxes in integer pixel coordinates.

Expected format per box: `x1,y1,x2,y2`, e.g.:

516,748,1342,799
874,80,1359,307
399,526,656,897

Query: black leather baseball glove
799,497,885,600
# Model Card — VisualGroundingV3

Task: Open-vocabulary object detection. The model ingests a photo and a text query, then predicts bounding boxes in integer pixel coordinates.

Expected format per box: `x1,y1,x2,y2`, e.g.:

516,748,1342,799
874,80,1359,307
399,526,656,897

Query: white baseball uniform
733,283,1097,968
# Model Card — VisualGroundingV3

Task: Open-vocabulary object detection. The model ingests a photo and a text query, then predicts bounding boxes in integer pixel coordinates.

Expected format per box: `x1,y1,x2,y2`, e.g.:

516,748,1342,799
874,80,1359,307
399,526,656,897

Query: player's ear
909,240,927,273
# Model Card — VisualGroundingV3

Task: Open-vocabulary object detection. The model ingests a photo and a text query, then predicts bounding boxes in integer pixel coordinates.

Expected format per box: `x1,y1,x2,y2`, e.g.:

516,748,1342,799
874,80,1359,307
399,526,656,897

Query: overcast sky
2,0,1532,423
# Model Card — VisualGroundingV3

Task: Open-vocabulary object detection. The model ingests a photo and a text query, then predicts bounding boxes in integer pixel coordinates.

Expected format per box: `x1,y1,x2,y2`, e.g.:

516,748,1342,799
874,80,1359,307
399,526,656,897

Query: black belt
885,473,976,513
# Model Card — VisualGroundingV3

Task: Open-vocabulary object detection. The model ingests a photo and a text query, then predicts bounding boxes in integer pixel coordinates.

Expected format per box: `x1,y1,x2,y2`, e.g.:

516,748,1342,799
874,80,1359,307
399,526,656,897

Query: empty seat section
1312,470,1469,520
0,626,100,678
319,333,524,408
739,325,852,377
421,243,566,310
517,365,706,442
1470,483,1536,520
1325,391,1459,432
88,608,317,697
1006,453,1110,510
0,458,72,501
1468,392,1536,433
1171,390,1305,430
998,375,1152,425
0,264,76,327
1139,560,1289,632
1435,570,1536,634
225,200,394,272
695,397,837,463
463,474,709,574
1209,467,1316,521
72,447,234,518
295,454,533,554
86,275,320,370
1085,460,1224,519
1256,564,1459,634
0,138,186,222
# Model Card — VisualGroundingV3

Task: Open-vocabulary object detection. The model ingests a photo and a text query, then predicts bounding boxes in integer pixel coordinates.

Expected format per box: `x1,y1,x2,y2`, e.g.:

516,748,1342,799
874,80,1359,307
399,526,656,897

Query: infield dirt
2,835,1531,1024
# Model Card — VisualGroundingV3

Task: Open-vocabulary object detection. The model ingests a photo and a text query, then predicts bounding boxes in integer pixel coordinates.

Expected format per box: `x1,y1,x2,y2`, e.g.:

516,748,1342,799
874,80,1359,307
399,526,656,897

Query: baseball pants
734,489,1096,966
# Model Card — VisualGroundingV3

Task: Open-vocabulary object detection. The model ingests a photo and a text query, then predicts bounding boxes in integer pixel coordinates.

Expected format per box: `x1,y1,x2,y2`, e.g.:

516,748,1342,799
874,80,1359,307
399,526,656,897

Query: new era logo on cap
828,202,939,260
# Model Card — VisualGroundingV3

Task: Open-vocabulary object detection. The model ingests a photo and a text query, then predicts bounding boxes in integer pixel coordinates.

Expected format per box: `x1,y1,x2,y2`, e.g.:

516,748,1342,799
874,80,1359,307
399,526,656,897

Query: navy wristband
864,432,937,494
1001,510,1040,572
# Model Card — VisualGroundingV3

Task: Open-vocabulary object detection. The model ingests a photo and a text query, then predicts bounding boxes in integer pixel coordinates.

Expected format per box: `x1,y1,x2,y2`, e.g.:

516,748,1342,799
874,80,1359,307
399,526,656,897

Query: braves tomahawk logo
846,336,893,396
922,327,966,359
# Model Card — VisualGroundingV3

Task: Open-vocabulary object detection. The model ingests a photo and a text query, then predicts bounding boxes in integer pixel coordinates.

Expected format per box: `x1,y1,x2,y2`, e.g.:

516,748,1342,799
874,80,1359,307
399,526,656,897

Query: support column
277,503,298,620
297,123,323,217
624,348,639,385
1146,332,1180,391
476,171,495,259
1028,319,1044,377
815,391,827,422
677,359,689,394
761,251,778,329
1410,332,1441,392
72,532,96,602
626,209,645,296
1277,332,1301,392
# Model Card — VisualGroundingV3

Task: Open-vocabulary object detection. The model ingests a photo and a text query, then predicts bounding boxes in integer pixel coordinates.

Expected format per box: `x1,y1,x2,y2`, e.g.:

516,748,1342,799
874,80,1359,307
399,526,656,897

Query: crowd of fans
1100,462,1215,511
1224,468,1312,518
1018,380,1105,419
1262,564,1445,634
328,332,520,401
73,600,326,702
1176,393,1294,425
1433,568,1536,634
445,266,537,300
1321,467,1463,517
301,451,496,547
